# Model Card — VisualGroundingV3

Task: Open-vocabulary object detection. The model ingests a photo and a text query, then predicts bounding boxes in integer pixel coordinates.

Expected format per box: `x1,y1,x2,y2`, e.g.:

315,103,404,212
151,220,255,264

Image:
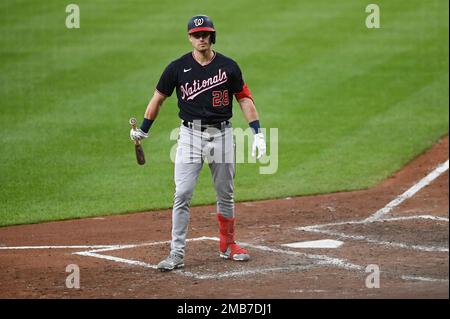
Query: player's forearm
239,97,263,134
239,97,259,123
139,91,166,132
144,93,164,120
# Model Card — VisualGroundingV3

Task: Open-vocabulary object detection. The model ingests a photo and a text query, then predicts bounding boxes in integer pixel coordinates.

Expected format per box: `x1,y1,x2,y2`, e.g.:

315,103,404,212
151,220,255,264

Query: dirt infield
0,136,448,299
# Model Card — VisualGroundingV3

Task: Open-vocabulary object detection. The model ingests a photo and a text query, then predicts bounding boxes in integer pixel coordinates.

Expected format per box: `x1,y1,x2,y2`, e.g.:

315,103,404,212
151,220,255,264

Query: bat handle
129,117,140,145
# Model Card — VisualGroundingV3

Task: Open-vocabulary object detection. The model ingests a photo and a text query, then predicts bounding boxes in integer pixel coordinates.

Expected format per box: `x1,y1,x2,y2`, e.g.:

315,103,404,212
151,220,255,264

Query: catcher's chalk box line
297,159,449,229
0,236,365,278
76,246,318,279
72,236,364,280
364,159,449,223
400,275,449,283
300,219,448,252
0,237,212,251
295,159,449,253
0,245,121,250
71,235,362,271
2,239,443,282
73,237,447,282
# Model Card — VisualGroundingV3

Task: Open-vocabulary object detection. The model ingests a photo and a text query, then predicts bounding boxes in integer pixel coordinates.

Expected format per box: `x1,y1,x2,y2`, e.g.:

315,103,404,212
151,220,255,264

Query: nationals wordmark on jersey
180,68,228,101
156,51,245,123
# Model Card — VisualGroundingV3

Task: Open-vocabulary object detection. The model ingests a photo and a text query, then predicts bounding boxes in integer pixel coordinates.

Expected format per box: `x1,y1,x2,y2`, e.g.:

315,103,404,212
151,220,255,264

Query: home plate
282,239,344,249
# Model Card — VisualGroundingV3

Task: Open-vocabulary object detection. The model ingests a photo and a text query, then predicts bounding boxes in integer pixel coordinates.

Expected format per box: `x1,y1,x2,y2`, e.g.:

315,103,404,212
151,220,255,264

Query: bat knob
129,117,137,126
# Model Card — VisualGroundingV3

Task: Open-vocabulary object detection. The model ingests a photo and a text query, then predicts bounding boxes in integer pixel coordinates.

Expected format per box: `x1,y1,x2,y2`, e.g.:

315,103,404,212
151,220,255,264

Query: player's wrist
140,118,154,133
249,120,261,134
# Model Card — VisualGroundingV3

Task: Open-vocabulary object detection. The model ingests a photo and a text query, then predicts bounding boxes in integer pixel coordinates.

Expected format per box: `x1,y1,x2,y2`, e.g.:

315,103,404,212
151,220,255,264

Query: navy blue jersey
156,51,245,124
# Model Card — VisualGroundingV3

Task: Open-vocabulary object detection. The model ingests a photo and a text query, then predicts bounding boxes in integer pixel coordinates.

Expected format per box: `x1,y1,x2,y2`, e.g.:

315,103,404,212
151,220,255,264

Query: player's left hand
252,132,266,160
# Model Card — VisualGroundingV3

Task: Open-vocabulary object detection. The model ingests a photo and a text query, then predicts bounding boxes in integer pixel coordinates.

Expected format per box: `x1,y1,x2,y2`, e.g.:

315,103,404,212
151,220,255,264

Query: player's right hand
252,132,266,160
130,128,149,141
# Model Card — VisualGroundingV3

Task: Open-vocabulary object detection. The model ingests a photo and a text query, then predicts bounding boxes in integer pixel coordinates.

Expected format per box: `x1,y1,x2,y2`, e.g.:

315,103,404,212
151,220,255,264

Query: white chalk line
76,248,316,279
288,289,327,293
72,236,364,280
74,239,448,283
76,251,157,269
291,160,450,283
381,215,449,223
296,215,449,252
401,275,449,283
296,159,449,253
0,235,359,271
241,242,364,270
179,265,315,280
365,159,449,223
0,237,217,252
297,214,449,232
0,245,120,250
302,227,448,252
76,236,215,254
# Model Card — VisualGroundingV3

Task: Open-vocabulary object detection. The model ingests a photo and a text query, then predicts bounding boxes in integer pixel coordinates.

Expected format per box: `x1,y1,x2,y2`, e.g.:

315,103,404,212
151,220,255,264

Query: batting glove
252,132,266,160
130,128,148,141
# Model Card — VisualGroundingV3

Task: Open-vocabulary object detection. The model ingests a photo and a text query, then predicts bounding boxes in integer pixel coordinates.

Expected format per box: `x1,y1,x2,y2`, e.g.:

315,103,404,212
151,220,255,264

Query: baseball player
130,15,266,271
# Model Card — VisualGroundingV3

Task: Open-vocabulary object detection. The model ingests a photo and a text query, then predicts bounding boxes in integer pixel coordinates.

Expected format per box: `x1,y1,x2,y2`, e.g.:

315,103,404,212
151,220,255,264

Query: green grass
0,0,448,226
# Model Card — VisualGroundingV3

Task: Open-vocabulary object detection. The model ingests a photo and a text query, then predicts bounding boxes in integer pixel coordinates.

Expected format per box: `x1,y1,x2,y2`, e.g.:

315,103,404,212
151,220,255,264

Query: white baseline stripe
401,275,449,283
296,215,449,232
74,237,363,276
0,245,119,250
305,227,448,252
76,249,317,280
0,237,217,252
71,244,450,282
296,159,450,231
81,242,171,253
364,159,449,223
73,237,447,282
380,215,449,223
241,242,364,270
182,265,315,280
75,251,157,269
73,237,217,254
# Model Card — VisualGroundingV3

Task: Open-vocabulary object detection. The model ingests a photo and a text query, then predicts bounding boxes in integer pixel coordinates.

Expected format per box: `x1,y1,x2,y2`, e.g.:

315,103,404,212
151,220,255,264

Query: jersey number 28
212,90,229,107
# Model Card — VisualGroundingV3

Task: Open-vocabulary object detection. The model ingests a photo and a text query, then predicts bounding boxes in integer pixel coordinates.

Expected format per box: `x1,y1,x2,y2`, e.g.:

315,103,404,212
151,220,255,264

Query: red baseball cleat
217,213,250,261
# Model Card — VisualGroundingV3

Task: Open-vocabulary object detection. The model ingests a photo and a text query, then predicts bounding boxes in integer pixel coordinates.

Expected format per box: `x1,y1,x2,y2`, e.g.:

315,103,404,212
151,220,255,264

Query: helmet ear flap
211,32,216,44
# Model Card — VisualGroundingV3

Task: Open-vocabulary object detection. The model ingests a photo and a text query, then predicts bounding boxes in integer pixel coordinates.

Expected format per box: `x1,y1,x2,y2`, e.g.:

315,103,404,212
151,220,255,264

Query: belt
182,120,229,132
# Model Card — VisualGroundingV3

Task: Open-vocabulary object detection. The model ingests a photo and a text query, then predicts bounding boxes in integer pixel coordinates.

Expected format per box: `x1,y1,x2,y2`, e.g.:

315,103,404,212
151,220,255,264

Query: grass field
0,0,448,226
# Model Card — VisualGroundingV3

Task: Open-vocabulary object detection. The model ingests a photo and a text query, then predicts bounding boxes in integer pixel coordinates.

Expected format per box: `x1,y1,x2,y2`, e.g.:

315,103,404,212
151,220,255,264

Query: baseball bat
129,117,146,165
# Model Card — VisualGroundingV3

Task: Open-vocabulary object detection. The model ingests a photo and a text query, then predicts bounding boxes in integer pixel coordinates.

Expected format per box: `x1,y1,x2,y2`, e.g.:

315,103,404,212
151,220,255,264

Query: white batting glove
130,128,148,141
252,132,266,160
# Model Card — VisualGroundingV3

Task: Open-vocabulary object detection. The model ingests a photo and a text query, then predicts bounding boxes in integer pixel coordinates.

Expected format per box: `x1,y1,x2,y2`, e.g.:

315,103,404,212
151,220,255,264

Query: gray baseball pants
171,122,235,257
